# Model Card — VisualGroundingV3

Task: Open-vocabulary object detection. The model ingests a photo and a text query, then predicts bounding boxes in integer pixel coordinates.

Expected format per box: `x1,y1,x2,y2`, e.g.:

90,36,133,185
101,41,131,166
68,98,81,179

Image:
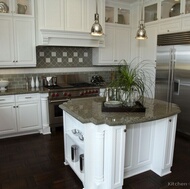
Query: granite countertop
59,97,181,126
0,88,49,95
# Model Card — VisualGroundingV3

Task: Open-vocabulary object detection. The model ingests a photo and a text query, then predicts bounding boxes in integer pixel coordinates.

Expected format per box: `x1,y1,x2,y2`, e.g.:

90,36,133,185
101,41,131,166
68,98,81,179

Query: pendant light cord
141,0,144,22
96,0,98,14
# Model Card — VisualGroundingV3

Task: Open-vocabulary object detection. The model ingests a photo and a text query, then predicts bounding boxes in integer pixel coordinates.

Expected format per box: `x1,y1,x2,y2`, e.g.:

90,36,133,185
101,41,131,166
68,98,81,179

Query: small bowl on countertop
0,80,9,91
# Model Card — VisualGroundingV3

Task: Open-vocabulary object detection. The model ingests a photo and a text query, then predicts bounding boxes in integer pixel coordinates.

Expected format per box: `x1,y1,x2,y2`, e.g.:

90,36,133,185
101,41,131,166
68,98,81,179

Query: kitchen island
59,97,181,189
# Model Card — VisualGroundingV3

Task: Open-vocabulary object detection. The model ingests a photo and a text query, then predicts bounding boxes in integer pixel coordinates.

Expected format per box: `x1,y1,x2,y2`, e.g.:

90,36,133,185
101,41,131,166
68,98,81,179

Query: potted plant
109,59,153,107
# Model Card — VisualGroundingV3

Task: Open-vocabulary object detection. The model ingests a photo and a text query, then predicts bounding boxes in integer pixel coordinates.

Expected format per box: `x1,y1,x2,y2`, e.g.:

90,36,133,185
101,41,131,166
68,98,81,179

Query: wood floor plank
0,129,189,189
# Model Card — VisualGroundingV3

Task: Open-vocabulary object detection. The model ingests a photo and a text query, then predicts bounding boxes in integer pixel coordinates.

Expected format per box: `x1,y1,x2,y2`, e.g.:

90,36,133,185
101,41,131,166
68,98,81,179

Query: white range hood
37,29,105,47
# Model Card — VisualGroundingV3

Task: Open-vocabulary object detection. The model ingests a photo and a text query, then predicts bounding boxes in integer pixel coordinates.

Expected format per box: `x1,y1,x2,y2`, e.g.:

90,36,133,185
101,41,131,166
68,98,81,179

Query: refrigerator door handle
168,48,175,102
174,79,180,95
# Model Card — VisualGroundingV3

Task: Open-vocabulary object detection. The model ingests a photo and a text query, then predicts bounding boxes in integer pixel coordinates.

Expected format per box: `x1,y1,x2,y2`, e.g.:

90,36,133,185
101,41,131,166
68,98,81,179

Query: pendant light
135,0,148,40
91,0,103,36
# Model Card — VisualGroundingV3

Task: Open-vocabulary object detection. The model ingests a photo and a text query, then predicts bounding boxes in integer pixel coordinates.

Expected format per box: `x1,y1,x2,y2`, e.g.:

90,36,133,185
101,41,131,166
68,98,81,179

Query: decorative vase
120,90,136,107
31,76,35,88
35,76,39,88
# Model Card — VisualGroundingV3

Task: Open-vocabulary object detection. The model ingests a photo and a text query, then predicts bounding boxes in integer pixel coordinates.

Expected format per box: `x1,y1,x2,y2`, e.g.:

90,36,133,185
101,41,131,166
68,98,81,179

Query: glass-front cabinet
185,0,190,14
105,4,130,25
161,0,181,19
0,0,34,16
144,3,158,23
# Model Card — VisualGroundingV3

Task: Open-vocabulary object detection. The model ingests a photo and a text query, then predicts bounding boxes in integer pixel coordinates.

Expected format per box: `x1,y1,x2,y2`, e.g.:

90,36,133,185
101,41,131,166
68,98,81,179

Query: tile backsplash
0,46,114,89
36,46,93,68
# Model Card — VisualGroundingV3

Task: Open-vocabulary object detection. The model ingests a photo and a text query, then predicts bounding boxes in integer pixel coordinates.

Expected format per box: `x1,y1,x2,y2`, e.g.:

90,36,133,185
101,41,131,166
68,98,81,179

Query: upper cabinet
37,0,87,31
143,0,190,34
161,0,181,19
36,0,105,47
0,0,34,16
144,3,158,23
105,2,130,25
0,0,36,67
92,1,131,66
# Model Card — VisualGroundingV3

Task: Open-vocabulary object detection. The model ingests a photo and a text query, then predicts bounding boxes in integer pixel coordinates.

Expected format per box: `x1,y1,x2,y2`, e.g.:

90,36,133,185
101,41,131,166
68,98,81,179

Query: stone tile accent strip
36,46,92,68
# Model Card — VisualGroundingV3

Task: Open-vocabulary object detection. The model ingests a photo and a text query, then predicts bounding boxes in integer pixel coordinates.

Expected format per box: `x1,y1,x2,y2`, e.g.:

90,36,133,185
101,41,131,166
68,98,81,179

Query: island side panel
151,115,178,176
124,121,155,178
63,111,127,189
124,115,178,178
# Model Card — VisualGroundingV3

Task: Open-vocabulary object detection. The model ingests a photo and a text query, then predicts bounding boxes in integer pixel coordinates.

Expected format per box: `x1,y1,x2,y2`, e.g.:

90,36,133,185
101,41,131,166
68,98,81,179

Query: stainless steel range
44,74,100,131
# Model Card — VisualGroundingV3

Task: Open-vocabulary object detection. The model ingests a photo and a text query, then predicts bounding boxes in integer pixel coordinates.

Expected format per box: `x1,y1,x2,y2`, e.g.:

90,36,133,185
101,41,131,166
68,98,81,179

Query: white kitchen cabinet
124,121,154,178
0,0,36,67
63,111,126,189
0,93,42,138
105,1,130,25
93,24,131,65
37,0,87,31
0,95,17,135
15,94,42,132
144,2,158,23
151,115,178,176
36,0,105,47
138,24,157,98
158,17,182,34
0,0,34,16
62,108,178,188
124,115,177,178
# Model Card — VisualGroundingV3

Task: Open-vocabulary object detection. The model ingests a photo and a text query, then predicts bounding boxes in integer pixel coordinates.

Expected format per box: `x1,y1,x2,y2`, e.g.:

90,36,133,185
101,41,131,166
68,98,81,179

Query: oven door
49,99,68,128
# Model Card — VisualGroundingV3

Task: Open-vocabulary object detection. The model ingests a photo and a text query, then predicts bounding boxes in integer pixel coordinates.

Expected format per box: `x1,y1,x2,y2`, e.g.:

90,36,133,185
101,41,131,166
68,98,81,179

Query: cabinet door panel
0,105,17,134
43,0,63,29
115,27,130,63
99,26,115,63
65,0,86,31
14,18,36,66
0,17,14,65
17,103,41,131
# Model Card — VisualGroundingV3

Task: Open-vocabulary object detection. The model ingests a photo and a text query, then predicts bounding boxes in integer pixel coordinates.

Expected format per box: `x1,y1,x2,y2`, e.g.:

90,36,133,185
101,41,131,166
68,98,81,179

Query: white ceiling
114,0,139,4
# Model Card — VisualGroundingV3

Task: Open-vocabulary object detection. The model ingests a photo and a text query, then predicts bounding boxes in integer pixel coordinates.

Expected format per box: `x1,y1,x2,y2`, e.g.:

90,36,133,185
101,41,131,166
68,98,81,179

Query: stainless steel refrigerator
155,32,190,137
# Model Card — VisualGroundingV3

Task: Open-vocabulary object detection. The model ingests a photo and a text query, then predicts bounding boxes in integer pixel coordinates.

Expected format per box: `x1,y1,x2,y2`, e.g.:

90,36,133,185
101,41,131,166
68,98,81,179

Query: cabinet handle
25,97,32,99
0,99,5,101
167,30,170,32
16,60,18,62
124,129,127,133
13,106,19,108
169,119,172,122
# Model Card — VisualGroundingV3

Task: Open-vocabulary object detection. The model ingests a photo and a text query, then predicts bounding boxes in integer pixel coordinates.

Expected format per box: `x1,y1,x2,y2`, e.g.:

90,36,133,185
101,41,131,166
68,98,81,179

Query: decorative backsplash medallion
36,46,93,68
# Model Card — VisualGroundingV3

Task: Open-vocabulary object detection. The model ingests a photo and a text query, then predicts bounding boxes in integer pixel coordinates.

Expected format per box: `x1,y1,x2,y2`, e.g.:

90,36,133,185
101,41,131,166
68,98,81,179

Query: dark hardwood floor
0,128,189,189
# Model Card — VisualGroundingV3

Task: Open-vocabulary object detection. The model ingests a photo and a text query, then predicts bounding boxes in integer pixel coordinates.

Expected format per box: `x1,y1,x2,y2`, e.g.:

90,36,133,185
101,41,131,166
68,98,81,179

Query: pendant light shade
135,0,147,40
135,21,148,40
91,0,103,36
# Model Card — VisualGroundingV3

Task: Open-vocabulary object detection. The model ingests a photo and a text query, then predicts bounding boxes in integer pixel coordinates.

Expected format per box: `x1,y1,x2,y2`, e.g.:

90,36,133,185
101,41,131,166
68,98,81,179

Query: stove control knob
55,93,59,97
80,92,84,96
51,93,55,97
68,93,71,97
63,92,67,96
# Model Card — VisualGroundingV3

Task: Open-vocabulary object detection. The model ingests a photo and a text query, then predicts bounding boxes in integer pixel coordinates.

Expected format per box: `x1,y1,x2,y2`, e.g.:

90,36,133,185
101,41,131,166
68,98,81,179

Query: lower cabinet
63,110,178,189
0,93,42,138
63,111,126,189
0,95,17,135
124,115,177,178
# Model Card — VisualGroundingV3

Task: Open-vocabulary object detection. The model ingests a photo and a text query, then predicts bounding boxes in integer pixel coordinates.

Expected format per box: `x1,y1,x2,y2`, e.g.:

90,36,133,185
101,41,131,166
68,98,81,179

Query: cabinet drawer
15,93,40,102
0,95,15,104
